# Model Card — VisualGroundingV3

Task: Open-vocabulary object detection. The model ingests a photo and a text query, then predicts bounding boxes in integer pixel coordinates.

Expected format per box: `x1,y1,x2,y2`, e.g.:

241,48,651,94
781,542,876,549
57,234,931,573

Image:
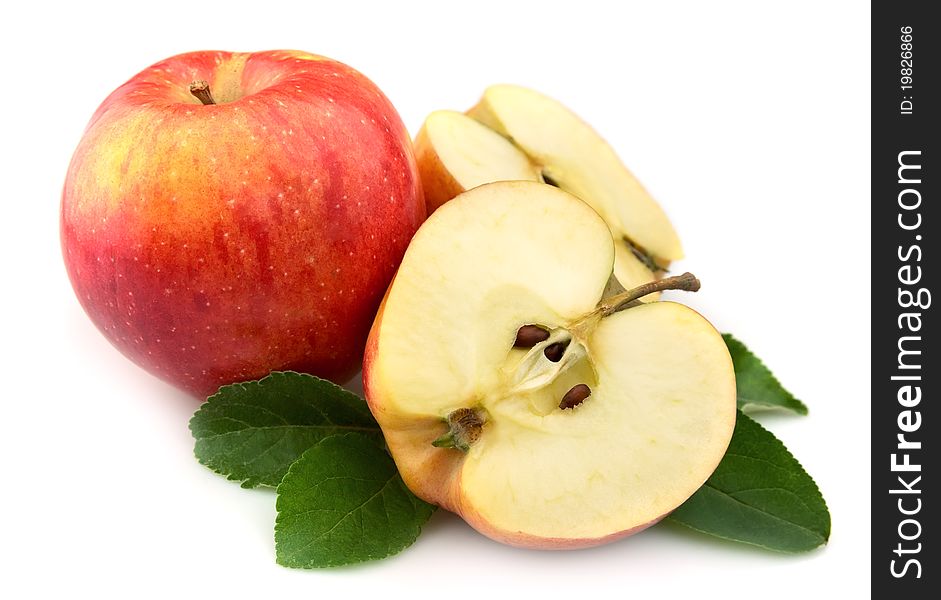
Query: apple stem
189,80,217,105
599,272,701,316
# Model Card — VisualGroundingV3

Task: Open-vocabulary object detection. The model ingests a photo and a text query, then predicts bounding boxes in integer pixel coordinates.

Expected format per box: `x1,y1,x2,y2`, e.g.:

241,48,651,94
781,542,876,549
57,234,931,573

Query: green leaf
275,433,435,568
724,333,808,414
668,411,830,552
189,371,381,488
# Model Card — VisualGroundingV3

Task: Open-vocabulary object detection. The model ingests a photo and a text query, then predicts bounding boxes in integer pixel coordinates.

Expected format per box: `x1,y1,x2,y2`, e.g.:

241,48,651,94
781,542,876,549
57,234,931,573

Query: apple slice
364,181,735,549
415,110,542,213
469,85,682,289
413,87,682,293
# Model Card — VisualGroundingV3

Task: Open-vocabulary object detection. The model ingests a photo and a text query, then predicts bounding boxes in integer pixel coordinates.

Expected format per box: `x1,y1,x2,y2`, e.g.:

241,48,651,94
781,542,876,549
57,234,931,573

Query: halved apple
364,181,735,549
413,86,683,293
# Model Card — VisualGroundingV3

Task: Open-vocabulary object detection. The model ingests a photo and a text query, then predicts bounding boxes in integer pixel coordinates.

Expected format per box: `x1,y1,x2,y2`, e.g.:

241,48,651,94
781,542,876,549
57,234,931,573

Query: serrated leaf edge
273,433,432,569
668,412,830,553
190,371,364,422
724,334,810,415
189,371,379,488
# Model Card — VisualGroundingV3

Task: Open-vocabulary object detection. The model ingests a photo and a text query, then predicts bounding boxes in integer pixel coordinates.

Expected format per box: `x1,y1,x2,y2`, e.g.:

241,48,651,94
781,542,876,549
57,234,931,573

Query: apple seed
559,383,591,410
514,324,551,348
543,341,568,362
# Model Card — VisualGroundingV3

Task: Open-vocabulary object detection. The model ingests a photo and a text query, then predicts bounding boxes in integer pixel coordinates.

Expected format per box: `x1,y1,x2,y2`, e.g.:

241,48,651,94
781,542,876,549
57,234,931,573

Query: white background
1,1,870,597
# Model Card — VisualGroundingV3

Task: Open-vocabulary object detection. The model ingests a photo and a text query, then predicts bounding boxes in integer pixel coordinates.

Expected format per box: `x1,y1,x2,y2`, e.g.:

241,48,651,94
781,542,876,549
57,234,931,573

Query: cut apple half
364,181,735,549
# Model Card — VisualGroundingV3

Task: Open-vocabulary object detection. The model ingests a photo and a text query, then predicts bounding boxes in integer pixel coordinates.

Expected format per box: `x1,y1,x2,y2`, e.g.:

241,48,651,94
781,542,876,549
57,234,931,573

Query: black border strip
874,2,936,592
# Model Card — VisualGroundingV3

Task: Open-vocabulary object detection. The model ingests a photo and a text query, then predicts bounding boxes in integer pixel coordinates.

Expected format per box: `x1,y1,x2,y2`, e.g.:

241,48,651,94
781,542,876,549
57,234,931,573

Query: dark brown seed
559,384,591,410
543,341,567,362
514,324,550,348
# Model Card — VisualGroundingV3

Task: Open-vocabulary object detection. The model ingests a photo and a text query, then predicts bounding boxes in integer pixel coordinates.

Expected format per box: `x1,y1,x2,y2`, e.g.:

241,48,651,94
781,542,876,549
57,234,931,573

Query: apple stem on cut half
189,80,217,105
597,272,701,317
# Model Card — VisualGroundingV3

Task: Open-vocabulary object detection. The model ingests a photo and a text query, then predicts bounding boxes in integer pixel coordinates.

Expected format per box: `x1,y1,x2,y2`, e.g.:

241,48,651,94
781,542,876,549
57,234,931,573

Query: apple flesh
61,50,425,397
414,110,540,213
364,181,735,548
413,86,682,293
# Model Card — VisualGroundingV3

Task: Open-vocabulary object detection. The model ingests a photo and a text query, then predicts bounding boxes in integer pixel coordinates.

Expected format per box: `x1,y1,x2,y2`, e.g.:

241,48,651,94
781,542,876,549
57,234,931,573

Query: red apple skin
412,123,465,214
363,294,662,550
62,50,425,398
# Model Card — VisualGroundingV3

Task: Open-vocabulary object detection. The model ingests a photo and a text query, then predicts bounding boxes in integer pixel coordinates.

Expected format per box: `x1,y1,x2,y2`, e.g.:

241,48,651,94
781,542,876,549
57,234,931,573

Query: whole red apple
61,50,425,397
